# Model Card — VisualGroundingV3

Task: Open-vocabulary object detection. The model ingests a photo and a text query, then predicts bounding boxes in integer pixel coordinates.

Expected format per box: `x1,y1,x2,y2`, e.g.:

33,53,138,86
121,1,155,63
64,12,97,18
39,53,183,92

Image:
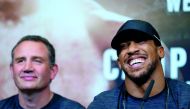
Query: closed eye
15,58,25,64
33,59,43,64
138,40,146,45
119,42,130,49
32,56,45,64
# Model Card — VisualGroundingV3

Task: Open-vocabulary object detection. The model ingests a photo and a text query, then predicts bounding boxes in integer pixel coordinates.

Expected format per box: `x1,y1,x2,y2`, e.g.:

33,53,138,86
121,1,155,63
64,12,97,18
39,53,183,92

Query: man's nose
23,61,34,73
127,41,139,54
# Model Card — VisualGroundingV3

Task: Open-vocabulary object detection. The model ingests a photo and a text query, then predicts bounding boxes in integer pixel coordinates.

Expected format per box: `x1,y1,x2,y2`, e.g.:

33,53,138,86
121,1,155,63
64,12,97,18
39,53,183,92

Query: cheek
120,55,128,65
11,66,21,74
119,50,127,60
38,66,51,78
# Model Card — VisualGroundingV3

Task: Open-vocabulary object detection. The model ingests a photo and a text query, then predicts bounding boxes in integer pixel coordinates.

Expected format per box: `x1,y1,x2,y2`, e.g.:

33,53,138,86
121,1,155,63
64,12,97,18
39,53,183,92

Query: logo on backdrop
167,0,190,12
102,47,189,84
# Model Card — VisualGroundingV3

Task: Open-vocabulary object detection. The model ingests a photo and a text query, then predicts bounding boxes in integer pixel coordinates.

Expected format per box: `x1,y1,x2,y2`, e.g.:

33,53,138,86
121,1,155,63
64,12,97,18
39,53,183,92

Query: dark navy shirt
88,78,190,109
0,93,85,109
125,87,177,109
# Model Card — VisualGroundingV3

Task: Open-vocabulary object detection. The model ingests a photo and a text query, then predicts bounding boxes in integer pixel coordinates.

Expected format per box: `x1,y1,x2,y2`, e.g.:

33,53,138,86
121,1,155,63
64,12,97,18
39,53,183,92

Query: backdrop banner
0,0,189,107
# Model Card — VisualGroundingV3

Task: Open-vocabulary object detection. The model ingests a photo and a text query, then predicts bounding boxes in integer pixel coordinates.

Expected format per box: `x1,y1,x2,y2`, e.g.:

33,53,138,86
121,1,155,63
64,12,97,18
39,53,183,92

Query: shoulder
93,87,120,100
166,78,190,107
0,95,18,108
87,87,120,109
167,78,190,92
51,93,85,109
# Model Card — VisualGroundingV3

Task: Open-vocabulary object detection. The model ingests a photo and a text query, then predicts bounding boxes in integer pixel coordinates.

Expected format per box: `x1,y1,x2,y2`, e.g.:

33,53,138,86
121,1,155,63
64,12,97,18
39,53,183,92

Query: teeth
129,58,145,65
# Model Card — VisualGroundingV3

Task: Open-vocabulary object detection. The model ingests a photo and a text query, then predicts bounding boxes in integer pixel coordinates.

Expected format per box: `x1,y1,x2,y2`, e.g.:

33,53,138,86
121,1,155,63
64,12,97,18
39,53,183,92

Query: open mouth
129,58,145,66
127,55,147,69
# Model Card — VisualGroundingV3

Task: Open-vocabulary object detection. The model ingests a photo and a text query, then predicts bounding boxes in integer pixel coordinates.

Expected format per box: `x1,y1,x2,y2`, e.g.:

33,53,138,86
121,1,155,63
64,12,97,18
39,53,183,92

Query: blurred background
0,0,189,107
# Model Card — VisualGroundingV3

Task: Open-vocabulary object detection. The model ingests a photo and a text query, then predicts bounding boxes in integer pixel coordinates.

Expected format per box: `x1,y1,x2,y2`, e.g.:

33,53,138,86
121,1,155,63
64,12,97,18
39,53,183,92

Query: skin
10,41,58,109
117,39,165,98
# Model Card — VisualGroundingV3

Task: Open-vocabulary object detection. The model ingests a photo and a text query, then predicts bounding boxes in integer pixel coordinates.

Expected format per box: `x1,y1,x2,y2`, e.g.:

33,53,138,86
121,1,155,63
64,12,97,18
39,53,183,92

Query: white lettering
103,47,188,81
167,0,181,12
121,70,125,80
170,47,187,79
183,0,190,11
103,49,119,80
186,81,190,85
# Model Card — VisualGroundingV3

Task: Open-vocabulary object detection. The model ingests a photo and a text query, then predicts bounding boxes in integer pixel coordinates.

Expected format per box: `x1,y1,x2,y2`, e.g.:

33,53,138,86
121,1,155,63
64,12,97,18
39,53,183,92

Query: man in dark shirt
88,20,190,109
0,35,85,109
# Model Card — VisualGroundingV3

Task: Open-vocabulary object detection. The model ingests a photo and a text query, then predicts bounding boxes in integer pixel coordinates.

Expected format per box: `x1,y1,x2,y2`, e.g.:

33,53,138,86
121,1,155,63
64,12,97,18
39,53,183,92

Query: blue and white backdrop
0,0,189,107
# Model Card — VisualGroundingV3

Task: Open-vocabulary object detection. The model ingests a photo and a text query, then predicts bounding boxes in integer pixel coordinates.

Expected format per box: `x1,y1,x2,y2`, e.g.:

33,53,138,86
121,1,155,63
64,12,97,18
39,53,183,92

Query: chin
126,70,151,86
17,84,37,90
19,86,35,90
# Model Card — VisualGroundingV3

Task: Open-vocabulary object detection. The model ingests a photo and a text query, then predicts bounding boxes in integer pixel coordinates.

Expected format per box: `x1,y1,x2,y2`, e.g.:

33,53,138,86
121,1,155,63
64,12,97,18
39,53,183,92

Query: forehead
13,41,49,57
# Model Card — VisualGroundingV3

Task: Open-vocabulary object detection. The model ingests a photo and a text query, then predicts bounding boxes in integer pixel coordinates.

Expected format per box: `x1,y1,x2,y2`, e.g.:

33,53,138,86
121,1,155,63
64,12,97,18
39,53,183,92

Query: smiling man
87,20,190,109
0,35,85,109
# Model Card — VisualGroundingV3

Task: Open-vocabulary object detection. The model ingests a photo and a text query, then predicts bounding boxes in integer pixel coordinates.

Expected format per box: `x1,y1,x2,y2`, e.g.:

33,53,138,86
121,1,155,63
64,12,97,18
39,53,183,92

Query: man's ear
50,64,58,80
10,64,14,78
117,59,122,69
158,46,165,59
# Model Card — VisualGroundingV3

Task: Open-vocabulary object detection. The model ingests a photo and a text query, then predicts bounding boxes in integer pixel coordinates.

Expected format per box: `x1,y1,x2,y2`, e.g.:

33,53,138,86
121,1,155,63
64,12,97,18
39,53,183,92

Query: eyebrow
14,57,25,61
32,56,43,59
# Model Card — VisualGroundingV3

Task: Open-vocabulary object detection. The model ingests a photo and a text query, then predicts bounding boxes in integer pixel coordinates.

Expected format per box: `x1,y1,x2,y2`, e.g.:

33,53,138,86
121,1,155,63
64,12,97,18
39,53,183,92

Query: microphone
141,80,155,109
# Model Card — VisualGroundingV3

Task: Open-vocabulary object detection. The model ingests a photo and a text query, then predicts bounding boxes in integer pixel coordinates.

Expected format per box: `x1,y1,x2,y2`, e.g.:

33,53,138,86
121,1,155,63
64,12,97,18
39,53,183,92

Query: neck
125,65,165,98
18,87,53,109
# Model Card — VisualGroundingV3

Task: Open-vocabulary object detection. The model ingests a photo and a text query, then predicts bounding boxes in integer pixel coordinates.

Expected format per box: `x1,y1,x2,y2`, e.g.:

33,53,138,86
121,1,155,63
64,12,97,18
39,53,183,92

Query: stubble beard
124,60,157,86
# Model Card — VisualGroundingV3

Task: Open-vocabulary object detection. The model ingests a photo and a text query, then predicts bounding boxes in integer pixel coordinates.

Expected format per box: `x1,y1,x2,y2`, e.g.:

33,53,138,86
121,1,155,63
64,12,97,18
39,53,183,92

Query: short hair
11,35,55,66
